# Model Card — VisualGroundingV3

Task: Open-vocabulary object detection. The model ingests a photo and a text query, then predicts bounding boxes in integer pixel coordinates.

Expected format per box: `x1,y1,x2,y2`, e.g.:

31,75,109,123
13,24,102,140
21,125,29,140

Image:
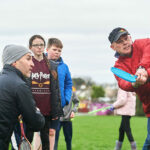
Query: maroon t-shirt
31,57,51,116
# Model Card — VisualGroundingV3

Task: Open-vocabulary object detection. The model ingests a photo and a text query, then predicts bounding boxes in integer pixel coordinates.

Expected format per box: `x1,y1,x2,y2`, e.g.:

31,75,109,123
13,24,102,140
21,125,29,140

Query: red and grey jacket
114,38,150,117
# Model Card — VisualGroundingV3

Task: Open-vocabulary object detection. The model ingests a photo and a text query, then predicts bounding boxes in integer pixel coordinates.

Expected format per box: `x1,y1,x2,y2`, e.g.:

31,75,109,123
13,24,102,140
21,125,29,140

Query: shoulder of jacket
133,38,150,46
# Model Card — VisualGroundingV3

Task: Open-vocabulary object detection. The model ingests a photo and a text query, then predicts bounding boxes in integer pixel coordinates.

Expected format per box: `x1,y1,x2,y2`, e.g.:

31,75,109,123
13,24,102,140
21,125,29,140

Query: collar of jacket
3,64,26,81
57,57,63,64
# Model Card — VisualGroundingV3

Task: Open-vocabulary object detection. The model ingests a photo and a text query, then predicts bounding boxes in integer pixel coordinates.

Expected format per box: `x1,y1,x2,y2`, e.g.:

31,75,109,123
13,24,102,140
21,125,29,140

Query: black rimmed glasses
32,44,45,47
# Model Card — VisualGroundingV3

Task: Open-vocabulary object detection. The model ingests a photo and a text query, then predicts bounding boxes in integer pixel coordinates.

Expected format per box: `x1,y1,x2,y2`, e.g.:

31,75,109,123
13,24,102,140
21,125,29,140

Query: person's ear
110,44,115,51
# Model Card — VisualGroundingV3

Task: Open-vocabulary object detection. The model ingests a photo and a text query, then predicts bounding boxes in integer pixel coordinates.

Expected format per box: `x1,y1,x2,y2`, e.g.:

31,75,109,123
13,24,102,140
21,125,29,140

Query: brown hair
29,35,46,48
43,53,57,80
47,38,63,49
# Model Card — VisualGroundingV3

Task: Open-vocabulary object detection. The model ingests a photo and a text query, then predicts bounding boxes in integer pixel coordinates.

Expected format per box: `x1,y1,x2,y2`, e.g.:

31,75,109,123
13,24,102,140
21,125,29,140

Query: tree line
72,77,145,116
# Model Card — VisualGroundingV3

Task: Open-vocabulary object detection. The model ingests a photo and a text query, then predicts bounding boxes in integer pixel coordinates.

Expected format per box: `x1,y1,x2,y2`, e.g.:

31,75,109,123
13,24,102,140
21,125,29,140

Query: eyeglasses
32,44,45,47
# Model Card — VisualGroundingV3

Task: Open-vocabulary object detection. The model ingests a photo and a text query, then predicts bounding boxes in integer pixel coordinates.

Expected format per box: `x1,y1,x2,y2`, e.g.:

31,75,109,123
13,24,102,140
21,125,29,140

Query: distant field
9,115,147,150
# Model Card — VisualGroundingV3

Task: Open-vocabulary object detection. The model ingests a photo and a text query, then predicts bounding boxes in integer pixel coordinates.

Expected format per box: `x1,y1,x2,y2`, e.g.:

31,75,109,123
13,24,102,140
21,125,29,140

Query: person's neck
120,53,132,57
34,54,44,61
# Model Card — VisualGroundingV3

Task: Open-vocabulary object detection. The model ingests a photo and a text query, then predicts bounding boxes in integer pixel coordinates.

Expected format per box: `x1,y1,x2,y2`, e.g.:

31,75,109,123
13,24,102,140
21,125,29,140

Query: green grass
9,115,147,150
57,115,147,150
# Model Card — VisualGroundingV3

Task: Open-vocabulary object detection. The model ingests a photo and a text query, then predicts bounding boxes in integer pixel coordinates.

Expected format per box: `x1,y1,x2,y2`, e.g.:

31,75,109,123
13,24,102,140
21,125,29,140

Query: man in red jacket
109,27,150,150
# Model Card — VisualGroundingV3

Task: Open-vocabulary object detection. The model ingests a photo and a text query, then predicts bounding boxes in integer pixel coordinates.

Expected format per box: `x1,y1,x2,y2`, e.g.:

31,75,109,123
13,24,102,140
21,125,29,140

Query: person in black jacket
0,44,45,150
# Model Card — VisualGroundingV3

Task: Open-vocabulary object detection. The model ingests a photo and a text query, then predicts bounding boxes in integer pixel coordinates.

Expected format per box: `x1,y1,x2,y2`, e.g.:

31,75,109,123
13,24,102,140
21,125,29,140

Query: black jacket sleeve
16,83,45,131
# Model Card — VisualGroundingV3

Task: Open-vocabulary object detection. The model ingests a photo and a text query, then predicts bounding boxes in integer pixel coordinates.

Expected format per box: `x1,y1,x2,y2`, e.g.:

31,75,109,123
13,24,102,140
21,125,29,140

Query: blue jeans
143,117,150,150
54,121,72,150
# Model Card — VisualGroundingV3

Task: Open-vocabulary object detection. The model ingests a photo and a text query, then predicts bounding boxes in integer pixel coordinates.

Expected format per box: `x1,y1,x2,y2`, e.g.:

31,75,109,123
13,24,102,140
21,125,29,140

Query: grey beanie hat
2,44,32,66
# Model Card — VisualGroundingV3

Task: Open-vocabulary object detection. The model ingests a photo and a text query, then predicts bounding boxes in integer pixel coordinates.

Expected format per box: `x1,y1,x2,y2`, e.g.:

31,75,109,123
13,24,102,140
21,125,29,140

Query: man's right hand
132,67,148,88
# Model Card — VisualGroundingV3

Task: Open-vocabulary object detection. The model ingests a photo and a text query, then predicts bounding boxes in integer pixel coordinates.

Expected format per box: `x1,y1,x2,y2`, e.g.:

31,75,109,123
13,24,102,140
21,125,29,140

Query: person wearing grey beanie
0,44,45,149
2,44,34,78
2,44,32,66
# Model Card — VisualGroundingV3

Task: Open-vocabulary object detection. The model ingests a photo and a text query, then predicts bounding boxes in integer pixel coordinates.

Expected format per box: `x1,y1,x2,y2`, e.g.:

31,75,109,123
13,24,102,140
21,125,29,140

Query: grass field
57,115,147,150
9,115,147,150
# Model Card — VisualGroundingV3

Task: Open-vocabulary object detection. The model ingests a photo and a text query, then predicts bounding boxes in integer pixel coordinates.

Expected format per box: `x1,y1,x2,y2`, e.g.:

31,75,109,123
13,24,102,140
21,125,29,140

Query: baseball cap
108,27,129,43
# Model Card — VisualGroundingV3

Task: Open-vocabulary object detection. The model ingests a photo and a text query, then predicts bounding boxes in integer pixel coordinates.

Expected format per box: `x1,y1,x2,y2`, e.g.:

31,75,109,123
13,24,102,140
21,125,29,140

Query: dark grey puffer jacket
60,92,79,121
43,54,63,118
0,64,45,149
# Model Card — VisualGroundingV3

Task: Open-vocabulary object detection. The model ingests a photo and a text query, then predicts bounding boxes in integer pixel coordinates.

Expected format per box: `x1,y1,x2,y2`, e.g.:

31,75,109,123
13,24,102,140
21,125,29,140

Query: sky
0,0,150,84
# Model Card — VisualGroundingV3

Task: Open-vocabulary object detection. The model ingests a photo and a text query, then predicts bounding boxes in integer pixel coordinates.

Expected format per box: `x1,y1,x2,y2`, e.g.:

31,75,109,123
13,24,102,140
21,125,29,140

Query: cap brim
114,31,128,42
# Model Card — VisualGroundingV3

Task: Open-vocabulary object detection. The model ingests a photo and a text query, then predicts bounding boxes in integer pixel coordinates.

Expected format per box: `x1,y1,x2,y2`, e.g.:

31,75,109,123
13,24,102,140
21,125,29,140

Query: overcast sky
0,0,150,84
